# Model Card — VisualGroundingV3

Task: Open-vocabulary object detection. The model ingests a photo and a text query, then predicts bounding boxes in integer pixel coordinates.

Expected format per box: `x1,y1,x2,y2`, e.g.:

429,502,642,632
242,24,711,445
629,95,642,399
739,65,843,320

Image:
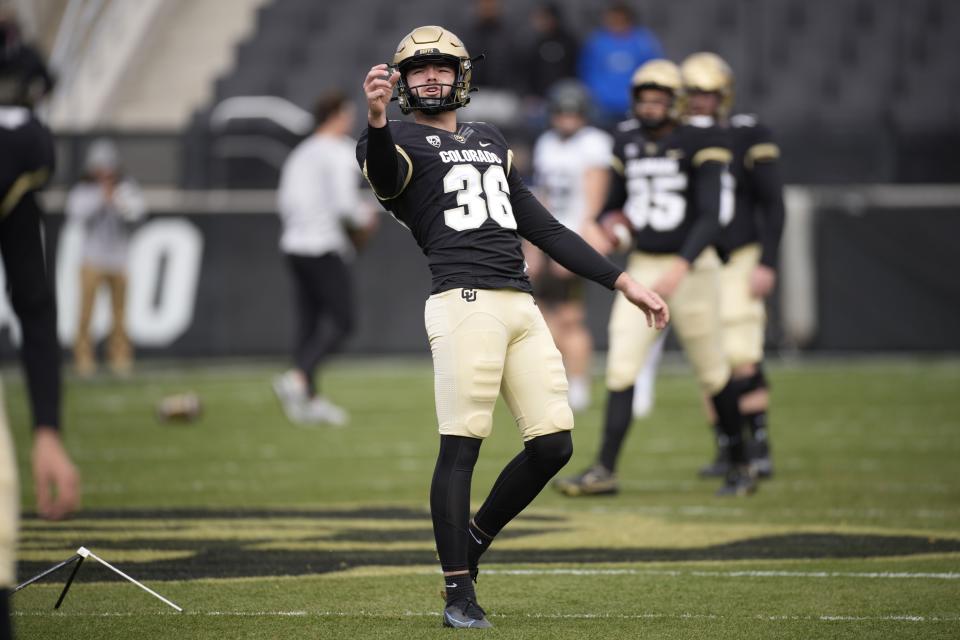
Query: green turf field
6,357,960,639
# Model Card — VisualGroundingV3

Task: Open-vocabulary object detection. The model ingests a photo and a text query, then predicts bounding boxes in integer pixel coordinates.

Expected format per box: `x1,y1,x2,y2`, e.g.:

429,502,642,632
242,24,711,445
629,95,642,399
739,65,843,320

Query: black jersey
718,114,785,267
0,106,60,430
0,107,54,211
358,119,621,294
605,118,732,263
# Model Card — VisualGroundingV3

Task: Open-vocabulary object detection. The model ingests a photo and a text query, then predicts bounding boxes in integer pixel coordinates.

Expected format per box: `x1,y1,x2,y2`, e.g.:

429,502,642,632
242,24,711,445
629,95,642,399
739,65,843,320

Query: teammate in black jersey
357,25,668,629
553,59,756,499
681,52,785,479
1,26,80,639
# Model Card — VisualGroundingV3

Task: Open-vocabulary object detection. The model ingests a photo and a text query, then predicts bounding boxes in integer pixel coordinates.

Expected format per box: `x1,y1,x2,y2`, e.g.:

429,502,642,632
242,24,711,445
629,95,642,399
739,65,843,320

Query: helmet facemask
632,85,678,132
396,54,473,115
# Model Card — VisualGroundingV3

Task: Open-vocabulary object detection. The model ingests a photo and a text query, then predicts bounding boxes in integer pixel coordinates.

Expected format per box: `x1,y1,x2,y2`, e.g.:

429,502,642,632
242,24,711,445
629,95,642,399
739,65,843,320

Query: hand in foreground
32,427,80,520
615,273,670,330
750,264,777,298
364,64,400,127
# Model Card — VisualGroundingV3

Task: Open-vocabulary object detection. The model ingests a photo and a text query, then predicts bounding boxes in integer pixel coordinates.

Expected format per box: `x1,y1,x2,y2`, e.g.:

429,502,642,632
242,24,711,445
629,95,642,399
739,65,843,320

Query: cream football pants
607,249,731,395
0,381,18,588
719,243,766,368
425,288,574,441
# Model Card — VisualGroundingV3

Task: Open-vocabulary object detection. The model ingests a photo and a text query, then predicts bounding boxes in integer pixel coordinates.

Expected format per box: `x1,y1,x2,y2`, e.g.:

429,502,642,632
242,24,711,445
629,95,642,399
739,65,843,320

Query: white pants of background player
632,331,667,418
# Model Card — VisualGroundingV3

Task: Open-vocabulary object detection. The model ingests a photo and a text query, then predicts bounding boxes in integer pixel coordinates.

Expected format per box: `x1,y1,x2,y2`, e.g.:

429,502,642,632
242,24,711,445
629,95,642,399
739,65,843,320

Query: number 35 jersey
357,120,533,294
607,118,732,261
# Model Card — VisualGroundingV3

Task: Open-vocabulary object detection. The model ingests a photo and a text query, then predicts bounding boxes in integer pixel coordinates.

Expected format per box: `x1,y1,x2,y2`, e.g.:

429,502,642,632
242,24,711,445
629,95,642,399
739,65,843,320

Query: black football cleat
698,451,730,478
442,598,493,629
716,466,757,497
699,430,731,478
553,464,619,497
751,455,774,479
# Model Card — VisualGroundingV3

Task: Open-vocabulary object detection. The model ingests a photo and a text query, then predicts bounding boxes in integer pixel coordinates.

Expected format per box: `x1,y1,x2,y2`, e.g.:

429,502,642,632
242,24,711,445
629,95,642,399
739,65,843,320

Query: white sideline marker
77,547,183,612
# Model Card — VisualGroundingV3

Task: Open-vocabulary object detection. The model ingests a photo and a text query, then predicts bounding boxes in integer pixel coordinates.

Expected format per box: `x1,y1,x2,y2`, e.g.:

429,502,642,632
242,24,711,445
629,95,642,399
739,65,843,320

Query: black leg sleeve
711,379,747,464
430,435,482,573
597,387,635,472
473,431,573,540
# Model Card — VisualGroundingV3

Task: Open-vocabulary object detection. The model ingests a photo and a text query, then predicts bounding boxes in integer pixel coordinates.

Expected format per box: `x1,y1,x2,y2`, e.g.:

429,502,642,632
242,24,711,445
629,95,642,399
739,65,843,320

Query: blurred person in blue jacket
579,2,663,124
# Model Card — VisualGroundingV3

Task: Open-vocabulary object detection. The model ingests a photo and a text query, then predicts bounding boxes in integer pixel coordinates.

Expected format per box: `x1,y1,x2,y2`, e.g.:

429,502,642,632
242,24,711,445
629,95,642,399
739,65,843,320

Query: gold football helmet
393,25,473,115
680,52,734,116
630,59,684,121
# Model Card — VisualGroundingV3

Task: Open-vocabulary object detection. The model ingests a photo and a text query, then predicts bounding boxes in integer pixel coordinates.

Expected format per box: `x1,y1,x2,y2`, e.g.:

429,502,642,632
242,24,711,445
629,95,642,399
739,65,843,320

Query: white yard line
481,568,960,580
12,610,960,623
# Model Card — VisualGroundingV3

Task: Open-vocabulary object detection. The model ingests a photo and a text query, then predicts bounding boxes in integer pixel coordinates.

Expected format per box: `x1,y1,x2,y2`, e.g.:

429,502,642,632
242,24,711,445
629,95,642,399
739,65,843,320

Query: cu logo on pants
461,289,477,302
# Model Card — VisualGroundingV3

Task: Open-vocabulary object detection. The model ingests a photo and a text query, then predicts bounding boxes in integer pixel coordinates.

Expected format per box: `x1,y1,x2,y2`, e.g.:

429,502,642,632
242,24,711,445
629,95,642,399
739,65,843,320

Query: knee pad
524,431,573,476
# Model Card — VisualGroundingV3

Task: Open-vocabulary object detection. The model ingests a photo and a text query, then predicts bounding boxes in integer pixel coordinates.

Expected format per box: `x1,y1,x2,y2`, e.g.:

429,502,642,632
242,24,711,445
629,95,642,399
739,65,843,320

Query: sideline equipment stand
14,546,183,612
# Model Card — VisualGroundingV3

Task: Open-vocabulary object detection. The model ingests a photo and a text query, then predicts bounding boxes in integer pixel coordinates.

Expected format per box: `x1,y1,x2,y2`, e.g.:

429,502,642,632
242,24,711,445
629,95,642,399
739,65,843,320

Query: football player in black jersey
681,52,785,479
357,25,668,629
553,59,756,499
1,23,80,638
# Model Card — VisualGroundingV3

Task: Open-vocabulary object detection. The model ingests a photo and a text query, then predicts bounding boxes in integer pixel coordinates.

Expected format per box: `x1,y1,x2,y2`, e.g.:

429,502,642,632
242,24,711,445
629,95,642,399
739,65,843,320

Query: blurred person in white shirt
273,90,377,426
528,80,613,412
66,139,146,377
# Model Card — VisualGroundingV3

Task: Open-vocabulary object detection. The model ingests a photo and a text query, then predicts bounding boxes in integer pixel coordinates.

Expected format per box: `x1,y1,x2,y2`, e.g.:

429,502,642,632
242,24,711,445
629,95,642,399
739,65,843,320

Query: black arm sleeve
752,160,786,268
509,169,622,290
597,166,628,224
0,195,61,430
361,122,409,199
679,161,724,263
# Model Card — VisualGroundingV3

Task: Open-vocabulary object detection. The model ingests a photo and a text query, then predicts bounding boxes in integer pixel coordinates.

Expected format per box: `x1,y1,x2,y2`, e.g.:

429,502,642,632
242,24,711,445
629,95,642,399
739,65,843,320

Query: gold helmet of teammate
680,52,734,117
393,25,474,115
630,59,684,123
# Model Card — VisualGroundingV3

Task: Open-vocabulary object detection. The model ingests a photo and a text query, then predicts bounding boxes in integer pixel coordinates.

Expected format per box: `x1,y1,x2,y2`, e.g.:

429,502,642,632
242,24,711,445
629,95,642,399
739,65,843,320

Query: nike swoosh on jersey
479,140,492,147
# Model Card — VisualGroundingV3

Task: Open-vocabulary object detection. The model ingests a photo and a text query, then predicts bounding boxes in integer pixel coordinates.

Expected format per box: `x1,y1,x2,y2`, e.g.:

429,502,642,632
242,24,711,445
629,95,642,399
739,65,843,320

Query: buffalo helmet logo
426,135,441,148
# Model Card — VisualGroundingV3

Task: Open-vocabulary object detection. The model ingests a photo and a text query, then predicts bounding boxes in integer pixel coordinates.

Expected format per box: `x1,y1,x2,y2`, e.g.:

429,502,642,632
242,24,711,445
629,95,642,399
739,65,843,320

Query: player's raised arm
364,63,399,127
358,65,410,200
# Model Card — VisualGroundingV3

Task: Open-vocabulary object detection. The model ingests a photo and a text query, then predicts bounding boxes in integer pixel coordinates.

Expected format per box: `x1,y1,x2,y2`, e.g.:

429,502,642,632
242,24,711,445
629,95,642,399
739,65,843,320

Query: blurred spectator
529,80,613,412
272,90,377,427
523,3,580,99
0,9,54,108
579,2,663,123
458,0,518,91
66,139,146,378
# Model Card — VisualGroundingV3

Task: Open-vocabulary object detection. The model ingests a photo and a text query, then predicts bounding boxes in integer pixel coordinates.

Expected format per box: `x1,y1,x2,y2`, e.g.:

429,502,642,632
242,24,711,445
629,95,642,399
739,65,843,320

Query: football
600,210,634,253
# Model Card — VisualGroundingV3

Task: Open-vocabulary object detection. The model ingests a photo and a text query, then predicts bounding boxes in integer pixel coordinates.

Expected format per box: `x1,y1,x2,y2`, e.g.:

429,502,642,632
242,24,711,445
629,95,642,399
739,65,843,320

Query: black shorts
532,258,584,306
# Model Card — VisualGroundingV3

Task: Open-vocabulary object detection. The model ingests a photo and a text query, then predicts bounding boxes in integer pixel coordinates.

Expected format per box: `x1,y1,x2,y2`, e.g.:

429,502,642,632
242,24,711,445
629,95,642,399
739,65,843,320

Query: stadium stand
33,0,959,187
182,0,959,188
